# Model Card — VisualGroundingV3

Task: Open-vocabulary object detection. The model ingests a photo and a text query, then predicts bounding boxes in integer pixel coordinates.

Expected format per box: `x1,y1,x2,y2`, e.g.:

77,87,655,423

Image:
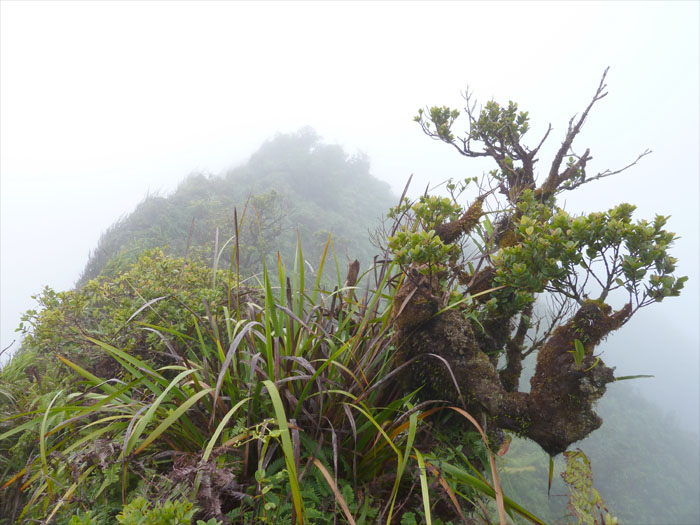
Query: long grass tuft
0,224,543,523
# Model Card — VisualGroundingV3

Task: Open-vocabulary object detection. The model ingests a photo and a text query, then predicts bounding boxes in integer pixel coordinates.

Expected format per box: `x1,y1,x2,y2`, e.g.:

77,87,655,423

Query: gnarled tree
388,68,686,455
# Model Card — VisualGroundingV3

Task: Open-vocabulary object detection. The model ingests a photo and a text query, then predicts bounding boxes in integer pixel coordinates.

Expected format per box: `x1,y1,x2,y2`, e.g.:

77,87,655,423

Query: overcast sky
1,1,698,430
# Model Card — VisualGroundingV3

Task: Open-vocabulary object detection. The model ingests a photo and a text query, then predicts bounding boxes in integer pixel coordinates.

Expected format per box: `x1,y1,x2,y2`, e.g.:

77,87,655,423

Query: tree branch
560,148,652,193
539,67,610,198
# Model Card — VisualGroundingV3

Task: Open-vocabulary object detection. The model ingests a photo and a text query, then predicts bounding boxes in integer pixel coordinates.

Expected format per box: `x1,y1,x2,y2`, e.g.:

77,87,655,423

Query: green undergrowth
3,79,696,524
0,237,544,524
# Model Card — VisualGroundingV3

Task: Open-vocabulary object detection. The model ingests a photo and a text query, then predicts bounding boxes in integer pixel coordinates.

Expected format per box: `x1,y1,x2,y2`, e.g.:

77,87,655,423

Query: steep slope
500,381,700,524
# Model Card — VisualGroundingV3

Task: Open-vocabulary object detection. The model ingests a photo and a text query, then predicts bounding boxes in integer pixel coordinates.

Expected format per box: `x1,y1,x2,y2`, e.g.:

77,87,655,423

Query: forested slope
501,382,700,524
78,127,395,286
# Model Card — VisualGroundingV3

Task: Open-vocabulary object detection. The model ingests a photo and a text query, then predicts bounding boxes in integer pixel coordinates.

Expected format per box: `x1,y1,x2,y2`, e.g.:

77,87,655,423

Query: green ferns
68,498,221,525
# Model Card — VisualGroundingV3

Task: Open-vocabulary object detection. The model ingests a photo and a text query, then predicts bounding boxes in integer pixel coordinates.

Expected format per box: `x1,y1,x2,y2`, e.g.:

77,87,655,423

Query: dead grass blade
423,459,467,522
313,458,356,524
449,406,506,525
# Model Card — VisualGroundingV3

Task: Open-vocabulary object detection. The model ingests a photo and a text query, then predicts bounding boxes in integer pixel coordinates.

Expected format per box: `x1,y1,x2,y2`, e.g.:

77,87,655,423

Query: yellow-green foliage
492,193,686,313
19,248,231,361
562,449,618,525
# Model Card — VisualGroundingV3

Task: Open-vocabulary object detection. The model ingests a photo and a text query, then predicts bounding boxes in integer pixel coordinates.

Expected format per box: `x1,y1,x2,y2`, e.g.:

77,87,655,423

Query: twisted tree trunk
393,267,631,456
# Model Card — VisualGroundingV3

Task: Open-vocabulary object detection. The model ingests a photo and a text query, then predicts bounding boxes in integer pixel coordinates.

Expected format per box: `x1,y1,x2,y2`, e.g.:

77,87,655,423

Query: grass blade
211,321,261,425
202,397,250,463
313,458,355,525
125,368,199,456
386,409,418,523
45,465,96,523
449,406,506,525
126,295,169,324
614,374,654,381
426,459,546,524
263,379,304,523
423,460,467,522
56,355,121,397
133,387,213,455
40,390,63,499
414,449,432,525
311,232,332,305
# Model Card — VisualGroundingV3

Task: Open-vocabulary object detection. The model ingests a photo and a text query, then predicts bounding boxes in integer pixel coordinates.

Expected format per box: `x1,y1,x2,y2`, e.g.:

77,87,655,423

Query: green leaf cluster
387,194,463,275
389,229,459,275
491,191,686,311
412,194,463,231
18,248,229,364
414,106,461,141
471,100,530,150
112,497,221,525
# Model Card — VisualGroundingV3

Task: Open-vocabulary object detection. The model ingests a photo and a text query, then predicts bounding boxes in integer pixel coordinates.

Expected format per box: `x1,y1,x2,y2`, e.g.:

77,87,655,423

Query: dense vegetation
1,73,696,524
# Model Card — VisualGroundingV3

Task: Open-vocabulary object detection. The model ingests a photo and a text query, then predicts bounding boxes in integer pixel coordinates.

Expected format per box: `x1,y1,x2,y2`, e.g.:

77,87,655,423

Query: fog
1,0,697,442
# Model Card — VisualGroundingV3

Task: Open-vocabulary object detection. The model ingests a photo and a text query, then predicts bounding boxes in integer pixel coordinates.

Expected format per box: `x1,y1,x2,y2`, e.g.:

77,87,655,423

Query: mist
1,1,698,519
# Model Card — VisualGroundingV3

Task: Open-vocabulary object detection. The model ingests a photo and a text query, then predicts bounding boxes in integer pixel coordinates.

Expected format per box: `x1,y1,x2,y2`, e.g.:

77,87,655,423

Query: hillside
501,381,700,524
2,122,697,523
77,128,396,286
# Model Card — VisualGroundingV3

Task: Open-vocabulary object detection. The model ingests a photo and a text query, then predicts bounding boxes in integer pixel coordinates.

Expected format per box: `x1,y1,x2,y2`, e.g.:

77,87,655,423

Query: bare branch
0,340,15,359
560,148,652,193
539,67,610,198
529,123,553,158
524,295,576,357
